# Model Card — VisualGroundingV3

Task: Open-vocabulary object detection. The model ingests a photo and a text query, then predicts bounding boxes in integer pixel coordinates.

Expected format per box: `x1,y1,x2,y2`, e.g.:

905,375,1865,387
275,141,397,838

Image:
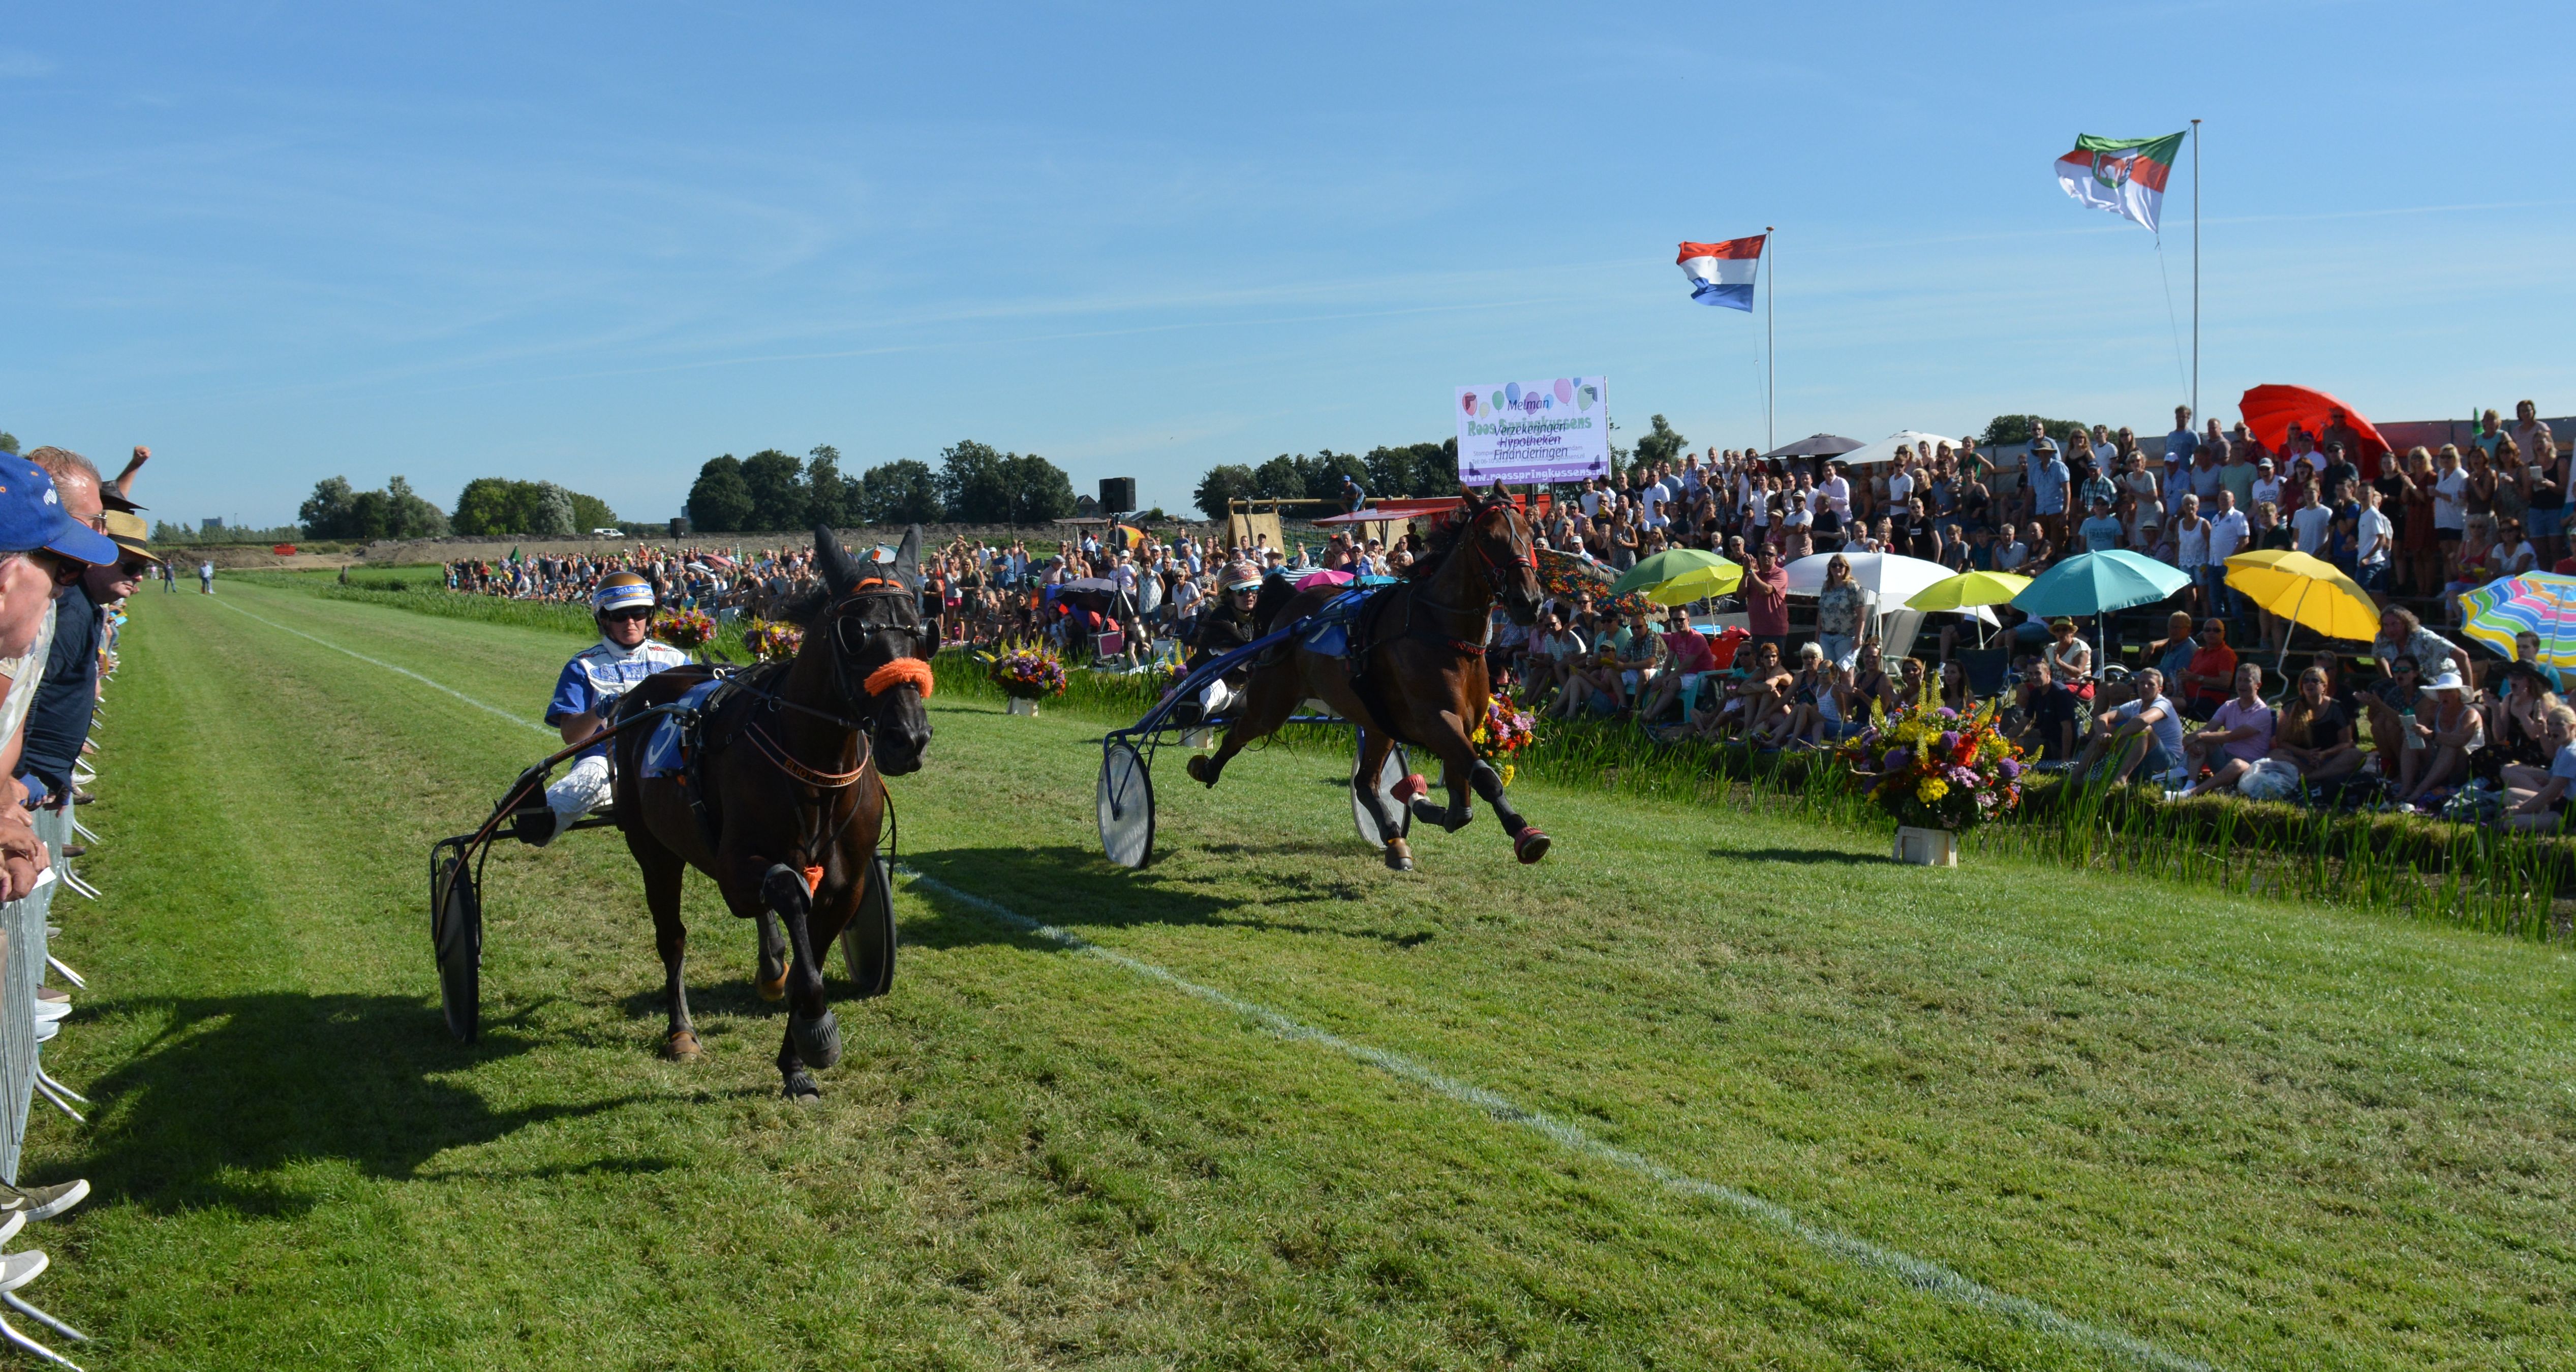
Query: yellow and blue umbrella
2459,573,2576,671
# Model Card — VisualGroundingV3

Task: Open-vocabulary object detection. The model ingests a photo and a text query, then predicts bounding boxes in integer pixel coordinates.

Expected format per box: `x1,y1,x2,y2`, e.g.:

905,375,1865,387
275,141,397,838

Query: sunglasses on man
601,607,653,623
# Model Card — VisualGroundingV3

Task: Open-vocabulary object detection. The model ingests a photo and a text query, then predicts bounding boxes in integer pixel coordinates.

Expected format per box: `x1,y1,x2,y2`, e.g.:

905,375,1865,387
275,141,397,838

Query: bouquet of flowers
1841,690,2025,831
740,617,804,663
985,637,1067,700
656,606,718,651
1472,691,1539,787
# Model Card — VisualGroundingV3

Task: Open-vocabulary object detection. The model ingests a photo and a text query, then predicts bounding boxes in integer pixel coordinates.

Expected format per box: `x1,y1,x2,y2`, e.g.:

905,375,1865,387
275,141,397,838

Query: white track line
205,596,554,737
898,869,2216,1372
191,597,2213,1371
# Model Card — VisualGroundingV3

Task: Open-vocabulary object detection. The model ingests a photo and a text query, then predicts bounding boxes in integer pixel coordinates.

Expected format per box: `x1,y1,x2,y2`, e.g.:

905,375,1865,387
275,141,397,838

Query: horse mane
1403,491,1509,582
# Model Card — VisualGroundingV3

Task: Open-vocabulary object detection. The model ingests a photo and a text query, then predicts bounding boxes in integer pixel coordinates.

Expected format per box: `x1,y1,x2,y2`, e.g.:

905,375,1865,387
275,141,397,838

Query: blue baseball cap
0,457,118,565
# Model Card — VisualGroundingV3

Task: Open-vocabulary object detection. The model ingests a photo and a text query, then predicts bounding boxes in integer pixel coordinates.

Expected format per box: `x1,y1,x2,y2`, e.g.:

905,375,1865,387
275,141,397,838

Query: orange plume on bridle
862,658,936,698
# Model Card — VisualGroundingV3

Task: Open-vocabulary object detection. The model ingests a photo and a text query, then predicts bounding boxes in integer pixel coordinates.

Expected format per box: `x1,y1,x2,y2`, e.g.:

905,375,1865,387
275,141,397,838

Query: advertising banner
1456,377,1609,485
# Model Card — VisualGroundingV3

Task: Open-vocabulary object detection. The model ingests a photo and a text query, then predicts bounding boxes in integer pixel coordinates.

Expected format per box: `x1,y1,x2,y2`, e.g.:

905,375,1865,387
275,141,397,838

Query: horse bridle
739,578,929,789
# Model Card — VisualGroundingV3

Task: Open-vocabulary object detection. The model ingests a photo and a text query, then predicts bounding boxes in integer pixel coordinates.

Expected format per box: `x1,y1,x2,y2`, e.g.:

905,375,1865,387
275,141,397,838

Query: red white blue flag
1676,234,1765,311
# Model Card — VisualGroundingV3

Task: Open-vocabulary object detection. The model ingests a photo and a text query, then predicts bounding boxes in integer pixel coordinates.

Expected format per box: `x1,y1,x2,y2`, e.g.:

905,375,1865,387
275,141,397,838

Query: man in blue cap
10,449,121,813
0,453,118,895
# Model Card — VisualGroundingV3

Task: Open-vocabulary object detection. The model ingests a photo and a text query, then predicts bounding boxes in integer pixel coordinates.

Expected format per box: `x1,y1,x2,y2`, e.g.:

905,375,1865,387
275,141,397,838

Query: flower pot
1892,825,1957,867
1006,697,1039,717
1180,726,1215,750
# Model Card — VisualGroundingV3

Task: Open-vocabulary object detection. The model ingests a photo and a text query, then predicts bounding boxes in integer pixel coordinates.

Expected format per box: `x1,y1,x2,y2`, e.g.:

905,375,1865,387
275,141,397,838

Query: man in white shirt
2355,485,2395,594
2250,459,2283,513
2204,491,2250,617
1886,459,1915,513
1578,477,1605,519
1992,524,2029,571
1817,468,1851,522
2288,491,2334,556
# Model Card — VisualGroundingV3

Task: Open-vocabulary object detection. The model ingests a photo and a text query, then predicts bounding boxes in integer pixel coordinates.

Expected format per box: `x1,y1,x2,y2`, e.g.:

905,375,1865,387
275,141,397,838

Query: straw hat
102,510,162,565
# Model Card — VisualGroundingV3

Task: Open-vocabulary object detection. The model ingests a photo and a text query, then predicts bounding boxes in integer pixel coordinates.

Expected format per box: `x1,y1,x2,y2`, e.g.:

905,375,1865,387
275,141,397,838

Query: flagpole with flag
1675,231,1771,448
1765,225,1775,451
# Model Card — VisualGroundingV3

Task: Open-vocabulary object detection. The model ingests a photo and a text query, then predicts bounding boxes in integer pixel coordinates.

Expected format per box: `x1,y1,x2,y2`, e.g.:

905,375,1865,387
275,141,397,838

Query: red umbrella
2238,384,2394,478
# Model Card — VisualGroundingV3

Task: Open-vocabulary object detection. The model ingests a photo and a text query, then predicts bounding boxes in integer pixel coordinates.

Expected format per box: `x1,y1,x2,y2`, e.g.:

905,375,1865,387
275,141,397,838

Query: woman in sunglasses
521,572,690,846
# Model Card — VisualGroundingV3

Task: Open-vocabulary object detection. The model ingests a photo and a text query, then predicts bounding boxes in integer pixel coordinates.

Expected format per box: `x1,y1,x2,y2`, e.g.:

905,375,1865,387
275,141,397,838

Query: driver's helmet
593,571,657,615
1222,562,1263,594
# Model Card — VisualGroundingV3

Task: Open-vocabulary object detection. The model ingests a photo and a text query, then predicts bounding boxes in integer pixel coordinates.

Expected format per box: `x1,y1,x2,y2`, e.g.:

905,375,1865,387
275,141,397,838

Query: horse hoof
1513,828,1552,864
1186,753,1218,787
755,969,788,1002
790,1009,844,1069
783,1070,821,1103
664,1029,702,1061
1390,772,1430,805
1383,840,1415,872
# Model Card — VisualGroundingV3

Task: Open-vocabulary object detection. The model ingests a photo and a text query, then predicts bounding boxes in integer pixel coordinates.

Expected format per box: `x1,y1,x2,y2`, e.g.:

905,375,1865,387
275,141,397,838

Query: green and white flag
2054,131,2184,234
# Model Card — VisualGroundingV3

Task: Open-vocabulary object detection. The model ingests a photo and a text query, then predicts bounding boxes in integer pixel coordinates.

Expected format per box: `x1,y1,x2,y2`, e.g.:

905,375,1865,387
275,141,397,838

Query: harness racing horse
1185,487,1549,870
610,526,935,1100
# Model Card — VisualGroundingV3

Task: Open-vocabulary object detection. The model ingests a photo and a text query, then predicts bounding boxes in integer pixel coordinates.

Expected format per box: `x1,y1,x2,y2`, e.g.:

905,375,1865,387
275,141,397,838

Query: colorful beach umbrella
1638,562,1745,605
1905,569,2031,613
2458,573,2576,671
1609,547,1737,597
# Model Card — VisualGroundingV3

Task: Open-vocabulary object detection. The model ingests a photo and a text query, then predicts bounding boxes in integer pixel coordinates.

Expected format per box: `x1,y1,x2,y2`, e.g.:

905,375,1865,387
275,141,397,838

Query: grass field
20,582,2576,1368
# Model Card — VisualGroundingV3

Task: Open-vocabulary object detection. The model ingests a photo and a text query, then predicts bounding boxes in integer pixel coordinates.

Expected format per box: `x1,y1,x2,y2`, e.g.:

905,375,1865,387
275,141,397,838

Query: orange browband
863,658,935,698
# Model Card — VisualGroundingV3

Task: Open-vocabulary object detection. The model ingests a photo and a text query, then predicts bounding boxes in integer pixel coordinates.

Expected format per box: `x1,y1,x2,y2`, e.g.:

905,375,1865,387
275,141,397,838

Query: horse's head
1459,483,1545,626
807,524,935,775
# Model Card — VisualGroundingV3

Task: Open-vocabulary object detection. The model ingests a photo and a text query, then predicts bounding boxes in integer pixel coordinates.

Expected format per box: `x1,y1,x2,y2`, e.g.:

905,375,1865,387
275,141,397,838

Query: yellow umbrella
2222,550,2380,662
1905,569,2030,612
1639,560,1744,605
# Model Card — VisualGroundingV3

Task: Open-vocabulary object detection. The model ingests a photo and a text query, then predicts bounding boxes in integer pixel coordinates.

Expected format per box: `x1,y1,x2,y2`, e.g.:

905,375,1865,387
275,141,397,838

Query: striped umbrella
2457,573,2576,670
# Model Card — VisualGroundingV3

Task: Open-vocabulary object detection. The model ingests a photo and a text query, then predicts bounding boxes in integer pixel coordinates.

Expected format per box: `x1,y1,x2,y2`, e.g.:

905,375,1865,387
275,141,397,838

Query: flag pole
2190,120,2200,427
1764,226,1776,452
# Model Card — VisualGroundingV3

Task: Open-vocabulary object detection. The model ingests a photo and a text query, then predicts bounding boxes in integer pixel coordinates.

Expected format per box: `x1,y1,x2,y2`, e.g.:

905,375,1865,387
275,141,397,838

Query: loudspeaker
1098,477,1136,513
668,516,691,538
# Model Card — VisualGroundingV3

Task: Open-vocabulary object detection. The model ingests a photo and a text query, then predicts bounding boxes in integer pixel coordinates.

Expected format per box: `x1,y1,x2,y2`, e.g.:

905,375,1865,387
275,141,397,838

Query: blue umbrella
2010,550,2192,618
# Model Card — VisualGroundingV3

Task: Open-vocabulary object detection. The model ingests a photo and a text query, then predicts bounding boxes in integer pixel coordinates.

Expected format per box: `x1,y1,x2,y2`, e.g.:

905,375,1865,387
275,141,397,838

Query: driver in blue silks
519,571,687,846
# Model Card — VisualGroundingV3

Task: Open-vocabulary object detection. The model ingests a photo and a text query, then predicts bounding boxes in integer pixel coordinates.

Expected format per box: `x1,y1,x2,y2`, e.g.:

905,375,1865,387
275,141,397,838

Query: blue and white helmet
592,571,656,615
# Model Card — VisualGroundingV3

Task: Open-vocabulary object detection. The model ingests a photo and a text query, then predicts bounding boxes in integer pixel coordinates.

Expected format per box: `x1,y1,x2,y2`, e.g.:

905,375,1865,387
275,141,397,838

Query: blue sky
6,3,2570,528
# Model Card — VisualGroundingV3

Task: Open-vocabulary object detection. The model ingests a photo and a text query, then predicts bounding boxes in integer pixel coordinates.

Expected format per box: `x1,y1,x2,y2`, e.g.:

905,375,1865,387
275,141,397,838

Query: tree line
1190,439,1463,520
295,475,621,540
681,441,1076,532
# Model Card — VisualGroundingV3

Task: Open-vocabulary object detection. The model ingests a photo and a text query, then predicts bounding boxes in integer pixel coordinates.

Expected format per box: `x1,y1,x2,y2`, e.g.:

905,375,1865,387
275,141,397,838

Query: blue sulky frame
1094,622,1408,869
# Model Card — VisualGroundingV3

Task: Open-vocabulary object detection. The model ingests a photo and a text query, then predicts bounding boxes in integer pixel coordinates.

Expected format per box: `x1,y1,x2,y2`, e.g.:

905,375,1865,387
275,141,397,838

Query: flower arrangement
1840,689,2024,831
984,637,1068,700
656,606,718,651
740,617,804,663
1472,691,1540,787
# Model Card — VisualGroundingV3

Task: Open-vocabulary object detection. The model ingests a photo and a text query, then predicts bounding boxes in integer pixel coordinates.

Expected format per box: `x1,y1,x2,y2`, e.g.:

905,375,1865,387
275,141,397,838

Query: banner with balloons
1455,376,1609,485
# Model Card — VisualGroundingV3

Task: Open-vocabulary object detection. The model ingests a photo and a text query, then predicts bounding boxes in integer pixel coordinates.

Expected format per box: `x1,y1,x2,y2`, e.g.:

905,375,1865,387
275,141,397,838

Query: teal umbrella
2009,550,2192,618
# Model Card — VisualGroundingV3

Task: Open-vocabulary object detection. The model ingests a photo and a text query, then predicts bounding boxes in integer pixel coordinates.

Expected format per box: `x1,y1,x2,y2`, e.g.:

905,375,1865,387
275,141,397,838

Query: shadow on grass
1722,846,1883,867
901,844,1424,947
69,992,652,1216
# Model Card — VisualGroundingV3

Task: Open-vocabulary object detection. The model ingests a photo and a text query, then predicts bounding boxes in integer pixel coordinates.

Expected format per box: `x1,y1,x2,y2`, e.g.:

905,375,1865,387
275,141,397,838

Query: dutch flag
1676,235,1765,311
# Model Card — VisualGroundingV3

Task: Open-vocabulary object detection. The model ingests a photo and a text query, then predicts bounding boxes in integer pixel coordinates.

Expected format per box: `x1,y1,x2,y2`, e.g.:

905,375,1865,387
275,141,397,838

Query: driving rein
738,580,931,791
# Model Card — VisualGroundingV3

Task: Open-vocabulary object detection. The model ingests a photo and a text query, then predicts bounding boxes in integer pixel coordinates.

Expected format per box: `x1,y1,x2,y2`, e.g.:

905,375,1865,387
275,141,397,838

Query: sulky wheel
1097,740,1155,869
839,849,898,998
431,849,482,1044
1351,739,1414,850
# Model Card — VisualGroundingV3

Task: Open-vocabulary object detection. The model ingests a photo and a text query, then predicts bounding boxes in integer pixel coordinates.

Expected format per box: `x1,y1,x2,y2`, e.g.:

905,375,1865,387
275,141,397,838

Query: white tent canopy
1781,552,1997,657
1828,430,1961,467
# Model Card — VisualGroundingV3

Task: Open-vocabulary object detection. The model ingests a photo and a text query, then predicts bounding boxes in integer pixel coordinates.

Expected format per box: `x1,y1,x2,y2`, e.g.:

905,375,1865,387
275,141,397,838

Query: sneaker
512,808,559,848
0,1180,88,1223
28,999,67,1023
2162,789,2186,803
0,1250,48,1294
58,846,83,859
34,988,65,1004
32,1020,55,1044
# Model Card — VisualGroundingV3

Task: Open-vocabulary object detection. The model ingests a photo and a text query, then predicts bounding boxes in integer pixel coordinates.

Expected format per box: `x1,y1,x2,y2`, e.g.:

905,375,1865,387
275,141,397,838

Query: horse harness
1341,512,1529,746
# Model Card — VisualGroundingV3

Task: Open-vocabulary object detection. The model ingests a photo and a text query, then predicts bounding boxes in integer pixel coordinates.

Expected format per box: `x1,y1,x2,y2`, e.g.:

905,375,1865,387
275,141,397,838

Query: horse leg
752,908,789,1002
1352,731,1415,871
1470,758,1550,863
628,832,700,1060
1188,662,1299,788
1407,755,1475,834
758,864,839,1101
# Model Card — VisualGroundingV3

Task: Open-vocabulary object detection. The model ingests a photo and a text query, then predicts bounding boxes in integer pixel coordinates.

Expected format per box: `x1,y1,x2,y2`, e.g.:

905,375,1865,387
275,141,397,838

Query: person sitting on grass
1611,607,1665,718
2172,662,2277,799
2148,610,2198,688
2363,607,2466,762
2476,664,2565,787
2500,695,2576,831
2173,617,2238,721
2392,669,2483,811
1936,658,1976,715
1701,639,1790,740
1640,608,1714,724
1802,659,1866,746
1550,638,1623,720
1523,608,1584,709
2269,666,2363,784
2016,658,2083,762
2068,667,2184,787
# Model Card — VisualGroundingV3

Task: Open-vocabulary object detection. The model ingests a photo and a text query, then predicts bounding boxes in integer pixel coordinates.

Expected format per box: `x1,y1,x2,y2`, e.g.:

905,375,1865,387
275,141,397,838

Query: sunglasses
601,607,652,623
116,559,155,575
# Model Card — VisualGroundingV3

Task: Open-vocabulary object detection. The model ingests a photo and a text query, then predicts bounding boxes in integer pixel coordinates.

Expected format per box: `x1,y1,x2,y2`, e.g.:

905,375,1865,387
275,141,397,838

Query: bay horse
1185,487,1549,870
609,525,935,1100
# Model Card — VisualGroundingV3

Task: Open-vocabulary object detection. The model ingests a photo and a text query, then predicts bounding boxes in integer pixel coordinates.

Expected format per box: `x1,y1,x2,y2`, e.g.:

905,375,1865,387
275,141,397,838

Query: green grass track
24,582,2576,1369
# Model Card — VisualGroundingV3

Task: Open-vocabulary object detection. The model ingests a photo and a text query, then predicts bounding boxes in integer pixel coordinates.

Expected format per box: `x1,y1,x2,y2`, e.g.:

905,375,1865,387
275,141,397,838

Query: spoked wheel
839,849,898,998
1351,738,1414,850
430,847,482,1043
1097,740,1155,868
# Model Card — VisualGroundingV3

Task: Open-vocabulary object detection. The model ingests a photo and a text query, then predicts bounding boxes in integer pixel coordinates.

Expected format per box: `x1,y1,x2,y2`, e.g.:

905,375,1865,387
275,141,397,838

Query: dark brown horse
1186,488,1549,870
610,526,934,1100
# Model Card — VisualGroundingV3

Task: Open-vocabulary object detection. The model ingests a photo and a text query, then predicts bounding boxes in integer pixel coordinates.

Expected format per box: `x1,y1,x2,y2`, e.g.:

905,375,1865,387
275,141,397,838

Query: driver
1180,561,1265,719
520,571,689,846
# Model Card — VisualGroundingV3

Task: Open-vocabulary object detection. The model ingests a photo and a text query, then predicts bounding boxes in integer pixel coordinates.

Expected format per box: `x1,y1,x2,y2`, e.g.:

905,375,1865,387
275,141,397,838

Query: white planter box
1892,825,1957,867
1005,697,1040,717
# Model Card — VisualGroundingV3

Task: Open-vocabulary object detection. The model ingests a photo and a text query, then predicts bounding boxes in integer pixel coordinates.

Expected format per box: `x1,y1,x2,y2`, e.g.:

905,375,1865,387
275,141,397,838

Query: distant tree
1251,454,1303,500
1193,464,1258,521
565,491,616,531
1363,441,1454,499
384,475,449,538
0,432,17,455
1000,451,1076,524
1634,414,1688,470
686,455,754,533
806,444,852,527
452,477,517,536
936,440,1011,523
1303,449,1370,502
527,483,577,537
860,459,942,525
1984,414,2090,448
298,476,357,536
738,449,807,530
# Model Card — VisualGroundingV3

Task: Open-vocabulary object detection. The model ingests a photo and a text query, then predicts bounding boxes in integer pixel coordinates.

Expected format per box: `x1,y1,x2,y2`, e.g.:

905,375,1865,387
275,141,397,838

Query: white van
591,527,625,538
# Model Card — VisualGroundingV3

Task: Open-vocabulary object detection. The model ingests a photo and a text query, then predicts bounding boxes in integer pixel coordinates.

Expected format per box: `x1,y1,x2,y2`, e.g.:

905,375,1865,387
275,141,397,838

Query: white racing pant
538,754,615,842
1197,678,1234,717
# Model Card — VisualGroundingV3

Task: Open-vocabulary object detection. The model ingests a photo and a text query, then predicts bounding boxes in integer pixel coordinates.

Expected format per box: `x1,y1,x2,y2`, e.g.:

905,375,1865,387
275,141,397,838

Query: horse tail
1254,573,1298,632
